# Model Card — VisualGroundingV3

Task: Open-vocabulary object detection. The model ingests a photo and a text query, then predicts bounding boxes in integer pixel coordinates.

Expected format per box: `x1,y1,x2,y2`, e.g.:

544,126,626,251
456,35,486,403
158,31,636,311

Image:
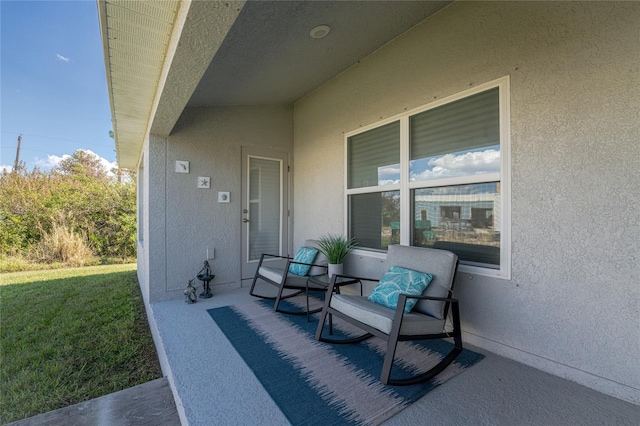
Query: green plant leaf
317,234,357,264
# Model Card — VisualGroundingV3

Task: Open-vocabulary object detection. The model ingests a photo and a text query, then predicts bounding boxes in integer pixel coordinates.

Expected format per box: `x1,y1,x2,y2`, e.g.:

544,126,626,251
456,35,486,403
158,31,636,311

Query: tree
55,149,109,180
0,149,137,265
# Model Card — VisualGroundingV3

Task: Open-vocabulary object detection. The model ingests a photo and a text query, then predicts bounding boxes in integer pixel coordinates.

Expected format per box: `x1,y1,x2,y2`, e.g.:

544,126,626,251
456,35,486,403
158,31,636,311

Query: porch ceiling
188,0,452,106
99,1,451,168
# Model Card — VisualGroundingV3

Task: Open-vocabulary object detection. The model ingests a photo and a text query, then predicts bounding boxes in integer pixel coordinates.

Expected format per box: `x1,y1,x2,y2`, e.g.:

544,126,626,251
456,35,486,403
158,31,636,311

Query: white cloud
377,165,400,185
411,149,500,181
95,152,119,176
56,53,70,63
378,165,400,177
34,154,68,171
1,165,13,173
33,150,118,177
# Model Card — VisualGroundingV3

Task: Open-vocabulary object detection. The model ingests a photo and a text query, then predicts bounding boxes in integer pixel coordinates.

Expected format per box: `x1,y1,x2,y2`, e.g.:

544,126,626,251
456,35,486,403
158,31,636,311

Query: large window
346,77,510,277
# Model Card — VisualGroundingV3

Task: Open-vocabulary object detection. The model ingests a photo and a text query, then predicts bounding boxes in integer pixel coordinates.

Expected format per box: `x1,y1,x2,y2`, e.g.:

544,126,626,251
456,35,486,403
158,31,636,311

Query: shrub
0,150,136,266
29,223,95,267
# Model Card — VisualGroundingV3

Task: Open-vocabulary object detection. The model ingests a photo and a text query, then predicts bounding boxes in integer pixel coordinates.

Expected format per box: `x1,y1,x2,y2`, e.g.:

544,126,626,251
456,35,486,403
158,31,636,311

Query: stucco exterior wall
293,1,640,403
139,105,293,302
136,140,149,303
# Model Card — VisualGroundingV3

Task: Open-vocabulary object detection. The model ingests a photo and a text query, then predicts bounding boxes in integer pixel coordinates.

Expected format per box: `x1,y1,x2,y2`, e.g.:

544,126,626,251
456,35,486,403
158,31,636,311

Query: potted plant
317,234,357,277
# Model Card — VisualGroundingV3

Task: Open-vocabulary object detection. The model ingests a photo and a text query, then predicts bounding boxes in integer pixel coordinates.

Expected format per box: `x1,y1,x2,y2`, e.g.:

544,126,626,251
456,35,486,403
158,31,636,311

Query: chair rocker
315,245,462,386
249,240,328,319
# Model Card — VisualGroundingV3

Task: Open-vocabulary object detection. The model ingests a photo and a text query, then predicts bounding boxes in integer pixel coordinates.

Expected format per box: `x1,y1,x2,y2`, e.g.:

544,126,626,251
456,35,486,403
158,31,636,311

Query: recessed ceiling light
310,25,331,39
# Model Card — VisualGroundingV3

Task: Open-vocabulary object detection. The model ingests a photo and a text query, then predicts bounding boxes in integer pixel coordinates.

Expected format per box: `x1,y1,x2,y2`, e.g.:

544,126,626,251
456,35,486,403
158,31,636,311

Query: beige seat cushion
330,294,445,336
258,266,325,290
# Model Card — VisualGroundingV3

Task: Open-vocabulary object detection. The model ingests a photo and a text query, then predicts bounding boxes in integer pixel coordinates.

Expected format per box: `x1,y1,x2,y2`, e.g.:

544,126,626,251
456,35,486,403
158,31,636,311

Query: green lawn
0,264,162,424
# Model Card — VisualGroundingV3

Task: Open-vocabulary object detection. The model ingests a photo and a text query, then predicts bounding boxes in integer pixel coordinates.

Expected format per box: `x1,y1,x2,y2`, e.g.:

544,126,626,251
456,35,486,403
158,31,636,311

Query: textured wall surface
139,105,293,301
293,1,640,403
146,134,171,303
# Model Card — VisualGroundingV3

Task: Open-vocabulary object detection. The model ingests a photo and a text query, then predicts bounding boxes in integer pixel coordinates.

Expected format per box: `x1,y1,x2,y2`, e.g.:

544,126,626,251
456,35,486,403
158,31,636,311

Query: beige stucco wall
138,105,293,302
293,1,640,403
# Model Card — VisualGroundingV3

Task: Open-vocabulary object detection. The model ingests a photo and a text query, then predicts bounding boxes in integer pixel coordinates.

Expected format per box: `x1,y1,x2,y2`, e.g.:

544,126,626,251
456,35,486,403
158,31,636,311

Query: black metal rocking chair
315,244,462,386
249,239,329,318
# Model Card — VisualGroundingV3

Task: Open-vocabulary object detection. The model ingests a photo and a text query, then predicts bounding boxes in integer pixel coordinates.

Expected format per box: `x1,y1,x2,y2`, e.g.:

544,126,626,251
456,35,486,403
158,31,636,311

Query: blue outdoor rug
208,297,484,425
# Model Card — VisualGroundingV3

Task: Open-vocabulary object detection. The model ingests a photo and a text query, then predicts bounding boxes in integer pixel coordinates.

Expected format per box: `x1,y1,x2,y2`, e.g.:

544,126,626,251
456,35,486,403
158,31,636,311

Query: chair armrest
330,273,380,283
285,260,329,270
260,253,329,271
256,253,292,269
394,294,458,317
260,253,292,261
293,260,328,268
393,294,460,331
400,294,458,303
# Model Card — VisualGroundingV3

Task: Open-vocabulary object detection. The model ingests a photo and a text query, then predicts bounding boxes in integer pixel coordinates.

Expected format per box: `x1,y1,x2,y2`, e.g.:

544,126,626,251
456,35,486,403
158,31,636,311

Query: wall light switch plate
198,177,210,189
218,191,230,203
175,160,189,173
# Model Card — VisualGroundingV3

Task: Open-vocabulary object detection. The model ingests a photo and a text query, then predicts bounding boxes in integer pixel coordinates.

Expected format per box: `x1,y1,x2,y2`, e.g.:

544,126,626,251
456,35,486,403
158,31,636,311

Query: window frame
344,76,511,279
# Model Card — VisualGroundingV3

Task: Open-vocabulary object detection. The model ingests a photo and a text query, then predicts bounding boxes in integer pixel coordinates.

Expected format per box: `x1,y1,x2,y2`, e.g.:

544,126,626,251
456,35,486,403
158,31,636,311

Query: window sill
350,247,511,280
458,263,510,280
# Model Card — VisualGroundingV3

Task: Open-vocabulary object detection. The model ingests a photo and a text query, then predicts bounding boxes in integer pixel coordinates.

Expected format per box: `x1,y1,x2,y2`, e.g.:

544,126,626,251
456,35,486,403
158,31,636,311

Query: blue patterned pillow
288,247,319,276
367,266,433,313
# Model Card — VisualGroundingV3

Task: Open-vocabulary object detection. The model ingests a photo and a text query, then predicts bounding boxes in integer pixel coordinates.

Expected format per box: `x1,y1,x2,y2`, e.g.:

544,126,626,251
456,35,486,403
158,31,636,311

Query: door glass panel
248,157,281,261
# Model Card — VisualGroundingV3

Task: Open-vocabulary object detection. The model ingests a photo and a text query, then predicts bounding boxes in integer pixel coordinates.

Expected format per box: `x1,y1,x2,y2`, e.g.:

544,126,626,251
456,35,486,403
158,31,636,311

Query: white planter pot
328,263,343,278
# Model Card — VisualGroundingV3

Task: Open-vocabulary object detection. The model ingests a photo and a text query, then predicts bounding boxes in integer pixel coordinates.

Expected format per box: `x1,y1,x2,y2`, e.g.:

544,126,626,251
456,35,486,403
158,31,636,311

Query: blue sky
1,0,116,172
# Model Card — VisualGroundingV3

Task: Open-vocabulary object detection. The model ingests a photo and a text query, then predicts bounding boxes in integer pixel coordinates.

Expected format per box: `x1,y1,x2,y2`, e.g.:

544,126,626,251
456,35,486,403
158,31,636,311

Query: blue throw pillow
367,266,433,313
288,247,319,276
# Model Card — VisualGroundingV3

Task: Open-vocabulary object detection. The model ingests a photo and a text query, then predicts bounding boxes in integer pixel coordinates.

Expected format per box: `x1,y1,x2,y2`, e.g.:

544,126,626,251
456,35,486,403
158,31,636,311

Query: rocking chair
249,239,329,318
315,244,461,385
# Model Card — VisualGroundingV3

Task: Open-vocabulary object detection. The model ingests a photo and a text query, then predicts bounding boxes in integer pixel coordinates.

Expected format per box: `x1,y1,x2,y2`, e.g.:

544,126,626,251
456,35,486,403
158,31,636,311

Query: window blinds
410,88,499,160
348,121,400,189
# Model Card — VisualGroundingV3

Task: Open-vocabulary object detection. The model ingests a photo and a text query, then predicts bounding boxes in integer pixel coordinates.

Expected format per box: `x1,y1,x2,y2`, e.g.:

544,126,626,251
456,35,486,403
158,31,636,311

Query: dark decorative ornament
197,260,215,299
184,279,198,304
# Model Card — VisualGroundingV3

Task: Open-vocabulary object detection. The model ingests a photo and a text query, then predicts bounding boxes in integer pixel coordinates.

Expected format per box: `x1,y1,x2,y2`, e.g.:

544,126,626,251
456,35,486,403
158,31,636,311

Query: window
345,77,510,278
347,121,400,251
347,121,400,250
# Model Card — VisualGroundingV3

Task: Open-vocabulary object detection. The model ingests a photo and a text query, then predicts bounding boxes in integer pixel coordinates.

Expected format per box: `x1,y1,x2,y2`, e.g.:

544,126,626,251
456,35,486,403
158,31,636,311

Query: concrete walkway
7,377,180,426
10,285,640,425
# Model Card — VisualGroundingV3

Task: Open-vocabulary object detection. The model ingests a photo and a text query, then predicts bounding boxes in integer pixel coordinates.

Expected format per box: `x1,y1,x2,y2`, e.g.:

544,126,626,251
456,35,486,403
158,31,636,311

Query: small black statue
184,279,198,304
196,260,215,299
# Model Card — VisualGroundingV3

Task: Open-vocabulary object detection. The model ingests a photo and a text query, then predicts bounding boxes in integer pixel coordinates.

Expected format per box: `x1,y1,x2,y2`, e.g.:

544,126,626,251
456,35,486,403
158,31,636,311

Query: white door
241,147,289,281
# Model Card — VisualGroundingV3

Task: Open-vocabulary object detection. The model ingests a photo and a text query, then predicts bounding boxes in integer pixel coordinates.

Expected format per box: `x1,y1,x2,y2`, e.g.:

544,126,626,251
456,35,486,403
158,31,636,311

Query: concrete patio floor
149,286,640,425
12,285,638,425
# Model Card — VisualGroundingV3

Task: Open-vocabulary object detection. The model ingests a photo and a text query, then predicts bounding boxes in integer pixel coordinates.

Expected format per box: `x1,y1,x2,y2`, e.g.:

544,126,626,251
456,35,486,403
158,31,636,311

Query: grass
0,255,137,273
0,264,162,424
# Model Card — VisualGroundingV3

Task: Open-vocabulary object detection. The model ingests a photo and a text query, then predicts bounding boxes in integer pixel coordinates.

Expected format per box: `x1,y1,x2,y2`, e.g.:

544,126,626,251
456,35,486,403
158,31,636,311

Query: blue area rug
208,298,484,426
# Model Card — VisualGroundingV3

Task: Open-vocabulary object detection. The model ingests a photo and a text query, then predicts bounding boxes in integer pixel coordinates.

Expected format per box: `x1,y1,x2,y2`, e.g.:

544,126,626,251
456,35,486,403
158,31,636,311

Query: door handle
243,218,250,223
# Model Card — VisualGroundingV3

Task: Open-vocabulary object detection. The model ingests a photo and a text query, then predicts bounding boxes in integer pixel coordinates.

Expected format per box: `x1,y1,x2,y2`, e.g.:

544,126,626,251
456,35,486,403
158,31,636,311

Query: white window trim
344,76,511,280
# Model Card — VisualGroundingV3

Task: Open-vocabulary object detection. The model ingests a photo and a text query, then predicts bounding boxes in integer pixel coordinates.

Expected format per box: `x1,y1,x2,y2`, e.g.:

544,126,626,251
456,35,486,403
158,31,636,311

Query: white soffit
99,0,181,169
99,0,245,169
99,1,449,169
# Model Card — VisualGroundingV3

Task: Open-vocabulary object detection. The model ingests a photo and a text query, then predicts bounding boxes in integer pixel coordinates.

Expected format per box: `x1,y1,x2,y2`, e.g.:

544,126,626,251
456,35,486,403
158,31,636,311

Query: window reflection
410,146,500,182
377,164,400,185
412,183,500,266
349,191,400,251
